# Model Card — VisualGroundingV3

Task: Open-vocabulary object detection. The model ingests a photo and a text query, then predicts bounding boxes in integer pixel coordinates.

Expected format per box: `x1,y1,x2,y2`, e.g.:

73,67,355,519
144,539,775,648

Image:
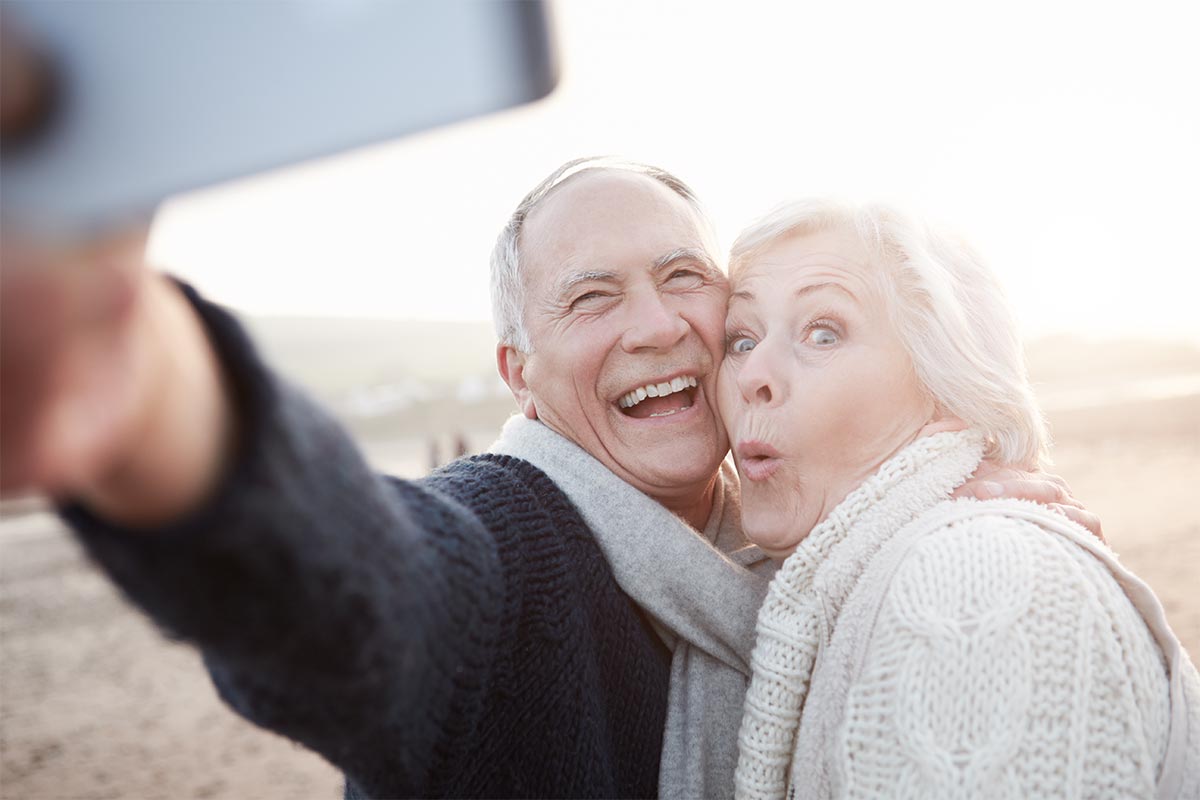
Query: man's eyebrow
555,270,619,298
652,247,718,275
555,248,718,299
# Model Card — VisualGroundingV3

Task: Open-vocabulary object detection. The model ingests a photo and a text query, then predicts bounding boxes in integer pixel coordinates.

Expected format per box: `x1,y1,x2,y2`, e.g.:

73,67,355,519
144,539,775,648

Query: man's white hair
730,199,1049,468
490,156,717,352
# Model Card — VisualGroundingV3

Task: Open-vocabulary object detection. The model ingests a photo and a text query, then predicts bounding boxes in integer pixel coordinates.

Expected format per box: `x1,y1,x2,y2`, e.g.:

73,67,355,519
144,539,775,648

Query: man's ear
496,344,538,420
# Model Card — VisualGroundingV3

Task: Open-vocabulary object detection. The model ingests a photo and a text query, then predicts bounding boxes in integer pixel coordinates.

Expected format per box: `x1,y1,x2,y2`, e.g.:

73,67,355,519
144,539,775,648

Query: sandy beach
2,390,1197,799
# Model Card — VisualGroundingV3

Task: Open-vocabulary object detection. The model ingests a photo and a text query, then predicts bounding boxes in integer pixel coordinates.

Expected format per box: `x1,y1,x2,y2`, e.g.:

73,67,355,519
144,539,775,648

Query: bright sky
149,0,1200,343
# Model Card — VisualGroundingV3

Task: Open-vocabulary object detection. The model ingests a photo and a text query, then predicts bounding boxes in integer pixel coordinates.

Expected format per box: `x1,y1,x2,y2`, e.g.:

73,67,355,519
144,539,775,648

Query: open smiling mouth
617,376,698,419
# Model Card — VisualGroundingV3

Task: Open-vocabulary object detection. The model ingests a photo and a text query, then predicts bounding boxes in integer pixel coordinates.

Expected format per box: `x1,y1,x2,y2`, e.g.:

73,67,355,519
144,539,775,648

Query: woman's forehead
728,230,892,314
732,252,876,296
741,226,871,269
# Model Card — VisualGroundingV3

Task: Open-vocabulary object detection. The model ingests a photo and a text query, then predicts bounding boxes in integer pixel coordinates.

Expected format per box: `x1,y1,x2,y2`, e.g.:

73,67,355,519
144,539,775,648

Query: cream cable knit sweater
735,430,1199,800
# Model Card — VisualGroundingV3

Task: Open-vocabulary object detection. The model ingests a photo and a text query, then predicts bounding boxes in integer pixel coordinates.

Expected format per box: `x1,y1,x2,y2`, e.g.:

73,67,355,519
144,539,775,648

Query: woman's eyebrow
729,280,860,310
793,281,856,302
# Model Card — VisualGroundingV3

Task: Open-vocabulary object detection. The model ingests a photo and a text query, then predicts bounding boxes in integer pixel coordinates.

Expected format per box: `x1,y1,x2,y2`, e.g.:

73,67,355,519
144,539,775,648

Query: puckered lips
616,375,699,420
735,440,783,482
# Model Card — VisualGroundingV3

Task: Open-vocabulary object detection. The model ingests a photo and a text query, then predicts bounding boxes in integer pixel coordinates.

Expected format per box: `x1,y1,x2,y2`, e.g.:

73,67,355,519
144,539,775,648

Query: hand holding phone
1,0,556,239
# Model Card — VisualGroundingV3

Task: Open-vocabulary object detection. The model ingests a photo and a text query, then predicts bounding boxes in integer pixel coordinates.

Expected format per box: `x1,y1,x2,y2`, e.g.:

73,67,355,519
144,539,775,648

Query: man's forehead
521,170,707,281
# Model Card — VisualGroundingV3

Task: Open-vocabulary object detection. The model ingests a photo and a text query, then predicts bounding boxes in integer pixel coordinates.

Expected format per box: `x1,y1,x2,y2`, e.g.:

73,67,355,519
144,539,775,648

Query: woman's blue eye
809,327,839,346
729,336,757,354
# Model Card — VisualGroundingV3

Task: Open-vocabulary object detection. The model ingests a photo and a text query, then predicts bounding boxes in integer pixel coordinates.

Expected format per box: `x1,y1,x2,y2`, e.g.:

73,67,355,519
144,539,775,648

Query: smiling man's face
498,170,730,516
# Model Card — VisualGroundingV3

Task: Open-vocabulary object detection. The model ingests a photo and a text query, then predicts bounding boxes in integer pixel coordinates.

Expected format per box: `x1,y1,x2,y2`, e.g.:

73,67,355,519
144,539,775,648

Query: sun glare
148,0,1200,343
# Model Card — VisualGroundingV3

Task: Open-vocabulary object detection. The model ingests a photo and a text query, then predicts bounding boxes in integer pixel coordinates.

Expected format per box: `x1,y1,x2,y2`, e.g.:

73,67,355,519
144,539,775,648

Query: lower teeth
648,404,691,418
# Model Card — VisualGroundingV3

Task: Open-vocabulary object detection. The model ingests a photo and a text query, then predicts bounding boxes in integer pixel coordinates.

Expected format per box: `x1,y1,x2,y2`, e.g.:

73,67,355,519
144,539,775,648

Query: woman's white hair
730,199,1049,468
490,156,717,352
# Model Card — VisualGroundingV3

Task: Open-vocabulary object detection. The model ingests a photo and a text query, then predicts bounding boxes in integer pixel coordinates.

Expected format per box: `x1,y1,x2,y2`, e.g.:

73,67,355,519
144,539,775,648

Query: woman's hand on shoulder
954,462,1104,543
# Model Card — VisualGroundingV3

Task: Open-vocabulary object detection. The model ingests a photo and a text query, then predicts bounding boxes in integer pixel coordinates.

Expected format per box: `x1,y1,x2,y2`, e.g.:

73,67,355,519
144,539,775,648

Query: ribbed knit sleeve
61,285,507,796
61,285,673,799
841,514,1171,799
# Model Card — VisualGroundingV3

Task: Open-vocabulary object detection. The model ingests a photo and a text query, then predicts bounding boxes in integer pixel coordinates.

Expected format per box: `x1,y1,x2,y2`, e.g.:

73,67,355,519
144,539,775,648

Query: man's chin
612,438,726,492
600,398,725,482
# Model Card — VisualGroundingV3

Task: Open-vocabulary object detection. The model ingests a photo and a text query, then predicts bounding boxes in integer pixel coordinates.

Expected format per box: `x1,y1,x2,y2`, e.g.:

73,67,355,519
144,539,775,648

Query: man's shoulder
419,453,571,511
425,452,562,492
413,454,593,544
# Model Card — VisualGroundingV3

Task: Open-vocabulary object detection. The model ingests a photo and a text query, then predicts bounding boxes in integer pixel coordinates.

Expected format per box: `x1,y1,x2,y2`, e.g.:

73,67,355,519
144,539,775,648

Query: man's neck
657,472,720,531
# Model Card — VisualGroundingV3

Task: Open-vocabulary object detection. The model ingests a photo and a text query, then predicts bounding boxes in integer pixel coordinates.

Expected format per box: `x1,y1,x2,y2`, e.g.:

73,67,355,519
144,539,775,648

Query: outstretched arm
2,243,507,795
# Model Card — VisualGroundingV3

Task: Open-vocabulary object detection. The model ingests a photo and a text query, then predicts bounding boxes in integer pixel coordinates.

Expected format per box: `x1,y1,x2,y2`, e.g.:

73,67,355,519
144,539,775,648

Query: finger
955,462,1022,494
2,227,147,343
953,479,1005,500
1054,504,1106,544
955,462,1023,493
958,478,1070,504
953,472,1034,499
1039,472,1084,508
998,478,1071,504
1043,472,1071,489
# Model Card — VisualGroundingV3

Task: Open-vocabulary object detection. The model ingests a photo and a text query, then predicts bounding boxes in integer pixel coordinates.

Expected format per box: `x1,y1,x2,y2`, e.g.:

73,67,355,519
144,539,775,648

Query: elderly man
0,157,1095,798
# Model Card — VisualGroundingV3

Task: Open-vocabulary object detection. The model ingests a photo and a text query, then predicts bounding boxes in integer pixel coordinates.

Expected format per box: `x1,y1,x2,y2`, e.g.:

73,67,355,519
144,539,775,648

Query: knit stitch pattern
736,430,1192,800
842,519,1167,798
64,285,672,799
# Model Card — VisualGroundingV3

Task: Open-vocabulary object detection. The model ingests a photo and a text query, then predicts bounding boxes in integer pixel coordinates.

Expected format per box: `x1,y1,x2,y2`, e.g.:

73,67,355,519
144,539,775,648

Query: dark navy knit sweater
64,287,672,799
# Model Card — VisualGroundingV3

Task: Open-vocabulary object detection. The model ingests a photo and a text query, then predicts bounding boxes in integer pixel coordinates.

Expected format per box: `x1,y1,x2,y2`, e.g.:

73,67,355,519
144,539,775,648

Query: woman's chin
739,503,825,561
742,513,808,559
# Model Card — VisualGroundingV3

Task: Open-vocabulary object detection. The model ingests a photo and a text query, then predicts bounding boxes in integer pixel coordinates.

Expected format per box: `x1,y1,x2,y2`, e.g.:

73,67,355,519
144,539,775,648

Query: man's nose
620,292,689,352
736,344,783,406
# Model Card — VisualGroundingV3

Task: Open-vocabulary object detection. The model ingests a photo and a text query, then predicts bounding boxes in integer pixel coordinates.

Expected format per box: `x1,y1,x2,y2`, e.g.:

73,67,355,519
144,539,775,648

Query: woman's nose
621,293,689,352
737,346,781,406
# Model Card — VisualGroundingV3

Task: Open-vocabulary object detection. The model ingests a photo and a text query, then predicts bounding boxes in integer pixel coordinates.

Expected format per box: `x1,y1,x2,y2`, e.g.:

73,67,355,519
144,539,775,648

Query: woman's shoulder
893,498,1135,600
899,496,1108,582
873,497,1168,668
876,497,1170,712
881,500,1091,626
841,498,1173,798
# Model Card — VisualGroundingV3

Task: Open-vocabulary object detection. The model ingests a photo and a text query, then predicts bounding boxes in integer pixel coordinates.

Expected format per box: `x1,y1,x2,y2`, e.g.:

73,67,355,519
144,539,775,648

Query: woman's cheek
716,361,739,428
799,366,865,455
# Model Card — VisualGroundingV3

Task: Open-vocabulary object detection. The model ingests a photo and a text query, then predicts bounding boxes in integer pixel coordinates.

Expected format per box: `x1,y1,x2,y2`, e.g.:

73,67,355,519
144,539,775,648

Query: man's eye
570,291,606,308
727,336,757,354
808,326,839,346
667,269,704,288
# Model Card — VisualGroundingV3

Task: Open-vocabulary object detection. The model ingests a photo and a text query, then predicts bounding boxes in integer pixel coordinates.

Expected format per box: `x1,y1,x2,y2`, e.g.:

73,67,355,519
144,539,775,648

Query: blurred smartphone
1,0,557,238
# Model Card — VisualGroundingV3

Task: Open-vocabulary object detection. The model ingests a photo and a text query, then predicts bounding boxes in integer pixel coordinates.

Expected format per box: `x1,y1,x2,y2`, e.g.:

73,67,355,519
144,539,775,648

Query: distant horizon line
238,308,1200,347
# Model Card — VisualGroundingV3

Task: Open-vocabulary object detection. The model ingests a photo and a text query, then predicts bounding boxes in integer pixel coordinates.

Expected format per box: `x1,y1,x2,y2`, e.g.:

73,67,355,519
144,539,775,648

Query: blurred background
2,1,1198,797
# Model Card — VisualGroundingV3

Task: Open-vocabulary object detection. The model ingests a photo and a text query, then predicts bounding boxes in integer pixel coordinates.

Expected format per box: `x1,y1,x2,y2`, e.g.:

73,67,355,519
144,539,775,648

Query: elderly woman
719,200,1199,800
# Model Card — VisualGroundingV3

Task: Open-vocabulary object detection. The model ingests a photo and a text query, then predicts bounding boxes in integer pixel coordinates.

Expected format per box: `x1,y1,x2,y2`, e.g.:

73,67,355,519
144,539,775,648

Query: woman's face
717,227,936,557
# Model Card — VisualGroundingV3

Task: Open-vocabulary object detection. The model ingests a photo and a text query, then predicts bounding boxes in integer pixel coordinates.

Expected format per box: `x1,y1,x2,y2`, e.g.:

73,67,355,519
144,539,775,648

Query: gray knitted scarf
490,416,778,799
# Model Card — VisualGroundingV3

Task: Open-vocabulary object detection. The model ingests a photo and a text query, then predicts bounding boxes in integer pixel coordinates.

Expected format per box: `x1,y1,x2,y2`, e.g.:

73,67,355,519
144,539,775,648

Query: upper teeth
618,376,698,409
